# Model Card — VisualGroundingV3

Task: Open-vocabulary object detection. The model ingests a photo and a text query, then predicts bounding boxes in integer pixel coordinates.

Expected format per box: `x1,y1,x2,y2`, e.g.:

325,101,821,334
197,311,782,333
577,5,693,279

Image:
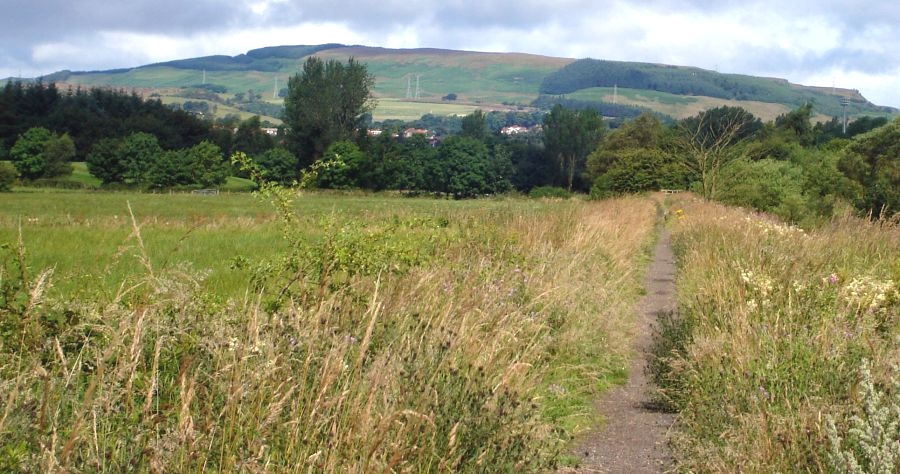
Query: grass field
68,162,102,188
371,98,482,121
0,190,538,298
0,188,661,471
5,186,894,471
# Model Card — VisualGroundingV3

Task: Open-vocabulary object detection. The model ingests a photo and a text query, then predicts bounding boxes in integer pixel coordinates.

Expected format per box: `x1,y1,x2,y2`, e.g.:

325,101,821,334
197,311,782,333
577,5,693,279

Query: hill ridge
11,44,895,122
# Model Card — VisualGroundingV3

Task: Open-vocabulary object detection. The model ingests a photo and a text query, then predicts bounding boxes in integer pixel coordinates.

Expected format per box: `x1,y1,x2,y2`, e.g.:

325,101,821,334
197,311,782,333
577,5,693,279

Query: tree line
584,104,896,222
1,58,896,220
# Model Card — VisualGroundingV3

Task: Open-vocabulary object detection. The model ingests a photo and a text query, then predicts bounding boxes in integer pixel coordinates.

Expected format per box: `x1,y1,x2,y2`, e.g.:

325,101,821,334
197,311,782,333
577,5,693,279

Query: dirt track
570,229,677,473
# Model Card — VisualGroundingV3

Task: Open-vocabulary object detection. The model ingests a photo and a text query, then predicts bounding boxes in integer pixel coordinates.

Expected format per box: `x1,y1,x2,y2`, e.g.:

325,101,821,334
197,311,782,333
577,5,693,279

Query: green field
0,188,661,471
0,190,540,298
371,98,482,121
68,162,102,187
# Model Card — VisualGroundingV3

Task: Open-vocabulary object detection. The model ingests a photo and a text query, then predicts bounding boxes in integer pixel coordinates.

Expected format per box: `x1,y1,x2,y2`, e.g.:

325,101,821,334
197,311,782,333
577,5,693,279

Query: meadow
658,196,899,472
0,189,658,471
3,188,896,471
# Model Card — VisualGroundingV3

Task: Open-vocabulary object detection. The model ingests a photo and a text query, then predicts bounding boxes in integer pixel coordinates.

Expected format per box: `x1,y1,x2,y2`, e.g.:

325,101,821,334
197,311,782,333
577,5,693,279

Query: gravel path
570,229,677,473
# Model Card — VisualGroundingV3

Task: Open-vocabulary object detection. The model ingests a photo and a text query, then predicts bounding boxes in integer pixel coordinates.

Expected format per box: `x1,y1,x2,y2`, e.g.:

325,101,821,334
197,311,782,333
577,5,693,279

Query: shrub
0,162,17,191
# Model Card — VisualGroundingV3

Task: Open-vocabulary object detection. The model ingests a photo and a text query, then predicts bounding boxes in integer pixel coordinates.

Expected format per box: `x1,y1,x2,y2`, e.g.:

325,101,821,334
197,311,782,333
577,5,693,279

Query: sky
1,0,898,108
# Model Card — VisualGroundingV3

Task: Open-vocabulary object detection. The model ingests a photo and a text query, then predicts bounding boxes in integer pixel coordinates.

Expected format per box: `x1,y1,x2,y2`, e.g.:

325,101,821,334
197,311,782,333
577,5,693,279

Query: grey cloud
1,0,897,106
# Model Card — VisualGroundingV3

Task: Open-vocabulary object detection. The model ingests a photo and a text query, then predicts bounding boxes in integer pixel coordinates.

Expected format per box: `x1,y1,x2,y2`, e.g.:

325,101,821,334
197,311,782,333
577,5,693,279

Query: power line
841,97,850,135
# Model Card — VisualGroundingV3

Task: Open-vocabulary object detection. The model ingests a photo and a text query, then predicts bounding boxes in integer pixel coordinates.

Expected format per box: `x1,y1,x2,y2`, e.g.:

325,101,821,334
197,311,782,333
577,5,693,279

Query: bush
528,186,572,199
0,162,17,191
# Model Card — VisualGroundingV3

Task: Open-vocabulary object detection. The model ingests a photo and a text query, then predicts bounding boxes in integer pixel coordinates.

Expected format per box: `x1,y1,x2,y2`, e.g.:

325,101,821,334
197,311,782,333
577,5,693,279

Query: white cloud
800,67,900,109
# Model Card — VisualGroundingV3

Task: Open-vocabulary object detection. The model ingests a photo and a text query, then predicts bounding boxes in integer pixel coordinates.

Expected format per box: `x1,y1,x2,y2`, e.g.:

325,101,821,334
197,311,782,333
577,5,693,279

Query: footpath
572,229,677,473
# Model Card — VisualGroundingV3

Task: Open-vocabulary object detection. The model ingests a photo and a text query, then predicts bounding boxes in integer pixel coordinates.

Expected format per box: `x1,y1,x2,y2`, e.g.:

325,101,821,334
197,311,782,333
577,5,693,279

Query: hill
29,44,898,124
539,58,887,118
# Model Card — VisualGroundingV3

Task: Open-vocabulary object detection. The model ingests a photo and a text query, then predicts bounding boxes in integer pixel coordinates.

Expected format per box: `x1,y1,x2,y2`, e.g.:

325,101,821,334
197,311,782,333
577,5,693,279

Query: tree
41,133,75,178
9,127,53,180
186,141,229,187
86,138,124,184
774,103,814,146
255,148,298,185
542,105,603,191
314,140,366,189
119,132,163,185
146,149,192,189
592,148,686,197
675,107,758,198
431,137,513,198
9,127,74,180
585,112,667,181
283,56,375,169
716,158,808,222
838,118,900,216
232,115,274,157
460,109,488,141
365,133,434,191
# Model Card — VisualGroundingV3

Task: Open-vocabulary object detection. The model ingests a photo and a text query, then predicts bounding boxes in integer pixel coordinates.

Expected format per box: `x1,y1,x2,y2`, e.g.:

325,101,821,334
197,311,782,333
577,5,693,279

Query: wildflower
840,276,897,314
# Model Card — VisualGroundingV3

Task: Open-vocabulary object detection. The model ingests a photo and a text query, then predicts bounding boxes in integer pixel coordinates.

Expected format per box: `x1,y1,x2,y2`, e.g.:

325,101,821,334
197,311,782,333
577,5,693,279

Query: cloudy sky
1,0,898,107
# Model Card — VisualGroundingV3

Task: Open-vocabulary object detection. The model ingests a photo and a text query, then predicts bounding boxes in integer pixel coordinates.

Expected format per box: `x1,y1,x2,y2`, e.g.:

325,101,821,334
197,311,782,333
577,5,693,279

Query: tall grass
0,192,656,471
660,196,899,472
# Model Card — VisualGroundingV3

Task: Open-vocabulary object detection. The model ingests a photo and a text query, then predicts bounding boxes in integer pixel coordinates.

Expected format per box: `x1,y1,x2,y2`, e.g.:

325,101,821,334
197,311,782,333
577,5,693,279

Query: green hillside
36,44,897,123
540,58,893,118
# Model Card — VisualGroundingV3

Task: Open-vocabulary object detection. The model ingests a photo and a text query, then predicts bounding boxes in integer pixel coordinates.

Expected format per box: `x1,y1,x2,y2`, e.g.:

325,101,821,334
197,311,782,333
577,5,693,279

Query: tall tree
542,105,603,191
460,109,488,141
283,57,375,169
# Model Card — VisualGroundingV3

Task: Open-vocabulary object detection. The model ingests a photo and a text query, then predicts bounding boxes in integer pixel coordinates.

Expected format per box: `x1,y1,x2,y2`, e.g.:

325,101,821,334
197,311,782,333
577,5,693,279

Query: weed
826,359,900,474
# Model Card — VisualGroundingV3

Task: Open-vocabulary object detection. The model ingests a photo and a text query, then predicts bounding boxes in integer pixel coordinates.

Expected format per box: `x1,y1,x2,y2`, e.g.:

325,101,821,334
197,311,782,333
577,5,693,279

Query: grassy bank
0,191,657,471
659,196,899,472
